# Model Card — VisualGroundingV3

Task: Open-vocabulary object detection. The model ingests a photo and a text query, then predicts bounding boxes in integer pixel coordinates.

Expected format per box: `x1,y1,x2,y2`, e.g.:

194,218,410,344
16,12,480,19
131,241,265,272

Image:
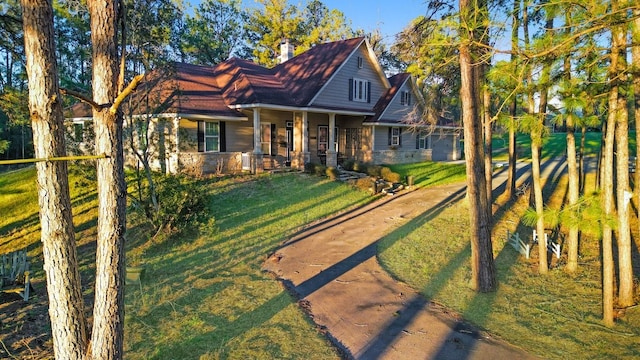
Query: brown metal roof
66,37,420,124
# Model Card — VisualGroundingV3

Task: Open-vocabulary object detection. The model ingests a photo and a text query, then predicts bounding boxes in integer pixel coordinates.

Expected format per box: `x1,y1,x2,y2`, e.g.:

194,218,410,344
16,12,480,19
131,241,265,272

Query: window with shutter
391,127,400,146
350,78,369,103
400,91,411,106
204,122,220,152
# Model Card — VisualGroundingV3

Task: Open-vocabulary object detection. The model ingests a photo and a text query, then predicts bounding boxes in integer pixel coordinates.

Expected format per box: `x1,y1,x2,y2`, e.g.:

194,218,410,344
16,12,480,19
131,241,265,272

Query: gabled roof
157,62,246,119
273,37,365,106
367,73,412,124
66,62,248,120
67,37,424,125
215,58,289,106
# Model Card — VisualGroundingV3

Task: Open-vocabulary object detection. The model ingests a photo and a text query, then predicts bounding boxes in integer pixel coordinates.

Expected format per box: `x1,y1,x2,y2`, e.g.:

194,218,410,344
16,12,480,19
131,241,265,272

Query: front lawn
0,167,373,359
491,131,636,160
377,172,640,359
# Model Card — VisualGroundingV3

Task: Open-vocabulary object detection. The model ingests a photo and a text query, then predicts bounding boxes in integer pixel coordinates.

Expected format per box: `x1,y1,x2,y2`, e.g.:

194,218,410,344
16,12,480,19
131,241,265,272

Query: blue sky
228,0,428,43
319,0,427,41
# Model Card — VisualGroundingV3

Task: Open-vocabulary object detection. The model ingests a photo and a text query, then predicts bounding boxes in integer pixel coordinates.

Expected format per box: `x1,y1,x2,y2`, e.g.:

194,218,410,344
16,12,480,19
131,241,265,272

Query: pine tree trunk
483,84,493,208
563,28,580,273
601,1,624,324
612,17,634,307
565,115,580,273
88,0,127,358
504,0,519,199
20,0,88,357
459,0,496,293
631,5,640,304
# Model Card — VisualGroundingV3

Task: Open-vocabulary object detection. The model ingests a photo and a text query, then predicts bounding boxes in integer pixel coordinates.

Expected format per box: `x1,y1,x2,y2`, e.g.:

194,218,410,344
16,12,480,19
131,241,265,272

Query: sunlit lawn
0,166,373,359
5,159,638,360
124,173,374,359
492,131,636,160
388,161,467,187
378,172,640,359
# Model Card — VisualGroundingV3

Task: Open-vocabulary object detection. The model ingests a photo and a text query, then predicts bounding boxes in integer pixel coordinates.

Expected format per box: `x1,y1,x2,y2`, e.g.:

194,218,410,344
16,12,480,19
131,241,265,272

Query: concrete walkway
263,161,551,359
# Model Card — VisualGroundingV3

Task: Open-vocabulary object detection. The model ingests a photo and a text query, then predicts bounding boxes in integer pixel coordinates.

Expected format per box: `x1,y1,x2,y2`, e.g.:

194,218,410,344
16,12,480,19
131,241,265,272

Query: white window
205,122,219,152
260,123,272,155
357,56,363,68
351,78,369,103
418,130,431,149
391,127,400,146
400,91,411,106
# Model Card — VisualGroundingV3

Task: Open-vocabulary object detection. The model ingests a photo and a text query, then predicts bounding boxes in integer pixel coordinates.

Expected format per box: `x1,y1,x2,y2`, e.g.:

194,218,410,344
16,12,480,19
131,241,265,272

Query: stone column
326,113,337,167
253,108,263,173
302,111,310,164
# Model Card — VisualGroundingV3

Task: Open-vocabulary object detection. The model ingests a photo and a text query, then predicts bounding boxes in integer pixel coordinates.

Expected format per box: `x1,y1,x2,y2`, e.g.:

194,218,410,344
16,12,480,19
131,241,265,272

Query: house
67,37,462,175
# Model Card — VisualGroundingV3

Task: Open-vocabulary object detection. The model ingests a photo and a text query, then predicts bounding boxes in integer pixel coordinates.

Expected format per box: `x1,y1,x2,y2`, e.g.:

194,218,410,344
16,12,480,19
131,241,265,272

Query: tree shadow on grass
357,160,567,359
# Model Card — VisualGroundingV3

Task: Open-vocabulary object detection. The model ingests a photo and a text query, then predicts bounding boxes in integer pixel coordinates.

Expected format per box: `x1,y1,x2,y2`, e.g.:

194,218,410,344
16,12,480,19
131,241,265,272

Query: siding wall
378,81,423,124
311,44,386,110
430,133,462,161
372,125,412,151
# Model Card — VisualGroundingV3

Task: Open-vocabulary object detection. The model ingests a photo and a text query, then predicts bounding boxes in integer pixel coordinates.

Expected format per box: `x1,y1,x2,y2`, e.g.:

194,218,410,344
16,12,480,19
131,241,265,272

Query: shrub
314,164,327,176
380,167,401,183
367,165,383,178
353,161,368,173
354,177,374,192
341,159,355,171
326,167,340,180
304,162,316,174
135,173,210,237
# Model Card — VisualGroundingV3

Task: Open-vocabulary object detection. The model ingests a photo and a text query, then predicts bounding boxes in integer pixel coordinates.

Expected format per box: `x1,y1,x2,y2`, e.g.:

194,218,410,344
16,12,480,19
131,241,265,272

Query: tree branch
60,88,107,110
109,74,144,115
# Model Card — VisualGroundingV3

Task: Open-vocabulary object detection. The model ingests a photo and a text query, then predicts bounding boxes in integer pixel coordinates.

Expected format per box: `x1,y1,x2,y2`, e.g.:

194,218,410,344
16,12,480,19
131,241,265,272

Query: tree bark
601,0,624,325
483,84,493,209
20,0,88,357
88,0,127,357
504,0,520,200
612,15,634,307
524,0,548,274
459,0,497,293
631,3,640,304
563,13,580,273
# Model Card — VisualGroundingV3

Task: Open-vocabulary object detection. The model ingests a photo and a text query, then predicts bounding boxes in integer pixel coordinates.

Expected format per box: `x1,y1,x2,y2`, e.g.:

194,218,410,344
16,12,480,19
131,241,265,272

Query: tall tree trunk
632,4,640,263
601,0,624,326
579,125,586,193
20,0,88,358
504,0,520,200
564,13,580,273
612,16,634,307
88,0,127,357
459,0,497,293
524,0,548,274
483,80,493,208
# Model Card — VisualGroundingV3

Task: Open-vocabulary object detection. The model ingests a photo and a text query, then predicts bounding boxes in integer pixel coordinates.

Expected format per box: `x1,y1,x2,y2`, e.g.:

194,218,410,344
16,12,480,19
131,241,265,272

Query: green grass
377,173,640,359
0,166,373,359
6,160,637,359
124,173,372,359
492,131,637,160
388,161,467,187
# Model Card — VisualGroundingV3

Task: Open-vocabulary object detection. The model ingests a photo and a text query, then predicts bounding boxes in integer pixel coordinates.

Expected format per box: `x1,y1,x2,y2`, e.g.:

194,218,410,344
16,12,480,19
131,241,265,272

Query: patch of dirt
0,284,53,359
1,240,97,359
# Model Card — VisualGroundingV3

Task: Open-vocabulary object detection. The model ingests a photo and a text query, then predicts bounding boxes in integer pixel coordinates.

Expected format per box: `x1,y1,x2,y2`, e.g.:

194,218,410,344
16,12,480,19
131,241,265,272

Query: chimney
280,39,294,63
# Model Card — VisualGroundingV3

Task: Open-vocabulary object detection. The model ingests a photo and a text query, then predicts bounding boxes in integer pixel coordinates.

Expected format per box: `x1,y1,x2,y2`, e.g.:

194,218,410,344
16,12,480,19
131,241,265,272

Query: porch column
302,111,310,163
326,113,337,167
253,108,264,173
253,108,262,154
171,116,180,174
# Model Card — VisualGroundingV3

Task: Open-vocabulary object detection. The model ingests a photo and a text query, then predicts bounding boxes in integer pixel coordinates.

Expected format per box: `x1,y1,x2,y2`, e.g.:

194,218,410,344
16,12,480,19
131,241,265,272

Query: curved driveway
263,161,560,359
